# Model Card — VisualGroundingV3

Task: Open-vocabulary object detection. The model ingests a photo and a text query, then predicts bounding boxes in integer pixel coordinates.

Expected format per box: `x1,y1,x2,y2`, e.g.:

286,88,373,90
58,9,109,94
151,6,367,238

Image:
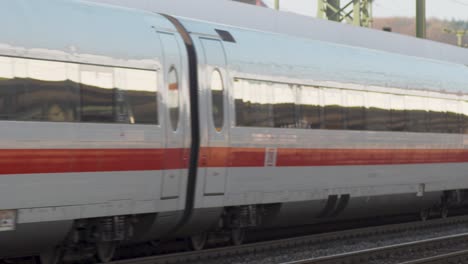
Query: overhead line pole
416,0,426,38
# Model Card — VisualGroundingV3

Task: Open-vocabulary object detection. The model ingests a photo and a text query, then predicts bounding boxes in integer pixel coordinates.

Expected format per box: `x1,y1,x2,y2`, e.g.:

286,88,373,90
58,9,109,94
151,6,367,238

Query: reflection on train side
234,78,468,134
0,56,158,124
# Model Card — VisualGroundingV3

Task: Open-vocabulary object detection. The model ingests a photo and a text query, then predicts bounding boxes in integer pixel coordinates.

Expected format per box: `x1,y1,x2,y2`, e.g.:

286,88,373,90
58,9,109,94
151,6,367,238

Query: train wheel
189,233,207,251
96,242,117,263
440,206,449,218
230,228,245,246
420,209,430,221
40,248,63,264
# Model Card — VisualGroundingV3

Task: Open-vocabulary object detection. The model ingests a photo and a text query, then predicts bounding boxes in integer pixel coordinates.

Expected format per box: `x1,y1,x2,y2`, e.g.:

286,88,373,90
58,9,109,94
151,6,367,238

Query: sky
262,0,468,20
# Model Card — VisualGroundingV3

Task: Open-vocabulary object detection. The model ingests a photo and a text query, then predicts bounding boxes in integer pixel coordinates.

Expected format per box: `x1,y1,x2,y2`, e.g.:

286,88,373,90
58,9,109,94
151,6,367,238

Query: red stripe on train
0,149,187,174
275,149,468,166
0,148,466,175
202,148,468,167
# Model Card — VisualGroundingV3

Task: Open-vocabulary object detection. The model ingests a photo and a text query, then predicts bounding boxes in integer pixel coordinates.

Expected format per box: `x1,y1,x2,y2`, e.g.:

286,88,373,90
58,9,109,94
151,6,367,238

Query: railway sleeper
186,230,245,251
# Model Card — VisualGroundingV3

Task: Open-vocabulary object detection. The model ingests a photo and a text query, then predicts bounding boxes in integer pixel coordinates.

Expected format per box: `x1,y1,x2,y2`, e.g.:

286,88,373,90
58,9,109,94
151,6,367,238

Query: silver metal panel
1,0,468,232
215,125,468,208
161,173,182,200
222,163,468,207
0,0,170,69
230,127,467,150
90,0,468,65
158,31,187,200
0,0,191,223
0,121,166,211
200,38,228,197
155,1,468,211
215,27,468,94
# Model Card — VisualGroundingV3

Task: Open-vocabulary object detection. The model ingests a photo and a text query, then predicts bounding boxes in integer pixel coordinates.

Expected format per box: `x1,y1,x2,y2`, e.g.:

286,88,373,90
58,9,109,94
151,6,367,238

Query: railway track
103,215,468,264
284,233,468,263
398,250,468,264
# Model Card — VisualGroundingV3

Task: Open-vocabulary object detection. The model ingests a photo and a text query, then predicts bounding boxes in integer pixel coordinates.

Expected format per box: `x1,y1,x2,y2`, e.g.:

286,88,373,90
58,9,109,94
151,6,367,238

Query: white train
1,0,468,263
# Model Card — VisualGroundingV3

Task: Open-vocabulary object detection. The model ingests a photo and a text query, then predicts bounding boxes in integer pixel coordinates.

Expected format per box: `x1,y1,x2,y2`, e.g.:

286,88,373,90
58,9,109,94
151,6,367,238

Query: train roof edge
88,0,468,66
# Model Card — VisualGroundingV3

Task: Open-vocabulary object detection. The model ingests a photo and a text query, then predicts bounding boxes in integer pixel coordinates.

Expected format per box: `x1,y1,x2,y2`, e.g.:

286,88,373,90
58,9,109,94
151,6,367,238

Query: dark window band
234,78,468,134
0,56,158,125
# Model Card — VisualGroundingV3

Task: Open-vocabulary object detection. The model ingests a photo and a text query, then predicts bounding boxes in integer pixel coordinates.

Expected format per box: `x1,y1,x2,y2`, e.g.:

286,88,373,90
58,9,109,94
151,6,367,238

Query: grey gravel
192,222,468,264
366,239,468,264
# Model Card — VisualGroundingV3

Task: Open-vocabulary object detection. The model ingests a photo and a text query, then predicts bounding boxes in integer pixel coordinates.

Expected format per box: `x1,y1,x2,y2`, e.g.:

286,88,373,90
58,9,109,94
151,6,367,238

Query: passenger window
366,92,390,131
234,79,273,127
80,66,115,123
323,88,344,130
298,86,321,129
211,70,224,131
390,94,406,131
463,101,468,134
446,101,461,133
114,68,158,125
230,77,468,135
346,90,365,130
255,81,274,127
0,56,158,124
427,98,447,133
233,79,249,126
0,57,81,122
405,96,427,132
168,67,180,131
273,83,296,128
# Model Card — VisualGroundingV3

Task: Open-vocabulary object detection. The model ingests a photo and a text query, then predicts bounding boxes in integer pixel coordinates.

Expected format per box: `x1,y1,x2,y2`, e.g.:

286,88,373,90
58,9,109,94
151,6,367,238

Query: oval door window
211,70,224,131
168,67,180,131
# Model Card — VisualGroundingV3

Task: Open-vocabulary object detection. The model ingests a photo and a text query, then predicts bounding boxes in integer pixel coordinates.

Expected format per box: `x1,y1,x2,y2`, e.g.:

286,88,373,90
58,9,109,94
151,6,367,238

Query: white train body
0,0,468,259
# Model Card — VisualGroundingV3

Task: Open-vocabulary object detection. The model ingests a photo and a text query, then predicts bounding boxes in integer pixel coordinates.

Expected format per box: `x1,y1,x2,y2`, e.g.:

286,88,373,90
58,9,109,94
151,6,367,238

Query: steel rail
283,232,468,264
104,215,468,264
397,249,468,264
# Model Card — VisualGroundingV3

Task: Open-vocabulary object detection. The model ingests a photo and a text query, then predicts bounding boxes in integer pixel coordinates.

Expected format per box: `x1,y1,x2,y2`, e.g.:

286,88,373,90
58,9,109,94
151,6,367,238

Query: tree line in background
231,0,467,47
373,18,468,47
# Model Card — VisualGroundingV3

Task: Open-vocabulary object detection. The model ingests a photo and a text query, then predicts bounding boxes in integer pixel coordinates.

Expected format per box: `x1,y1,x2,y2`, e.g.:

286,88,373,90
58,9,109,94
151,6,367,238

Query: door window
168,67,179,131
211,70,224,131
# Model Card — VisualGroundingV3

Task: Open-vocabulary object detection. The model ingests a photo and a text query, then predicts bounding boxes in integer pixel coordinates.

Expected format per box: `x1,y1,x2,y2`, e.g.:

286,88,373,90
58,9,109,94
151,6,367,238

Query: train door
200,38,229,196
159,32,186,200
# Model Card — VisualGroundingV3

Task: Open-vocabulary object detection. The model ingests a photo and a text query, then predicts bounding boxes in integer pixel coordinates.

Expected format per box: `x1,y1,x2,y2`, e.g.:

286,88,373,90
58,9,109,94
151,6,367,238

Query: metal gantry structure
316,0,429,40
269,0,464,47
443,28,468,47
316,0,373,27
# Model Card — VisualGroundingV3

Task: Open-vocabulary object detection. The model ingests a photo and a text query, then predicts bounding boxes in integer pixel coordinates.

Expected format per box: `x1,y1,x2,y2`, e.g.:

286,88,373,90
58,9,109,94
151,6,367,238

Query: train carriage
0,0,468,263
0,1,193,260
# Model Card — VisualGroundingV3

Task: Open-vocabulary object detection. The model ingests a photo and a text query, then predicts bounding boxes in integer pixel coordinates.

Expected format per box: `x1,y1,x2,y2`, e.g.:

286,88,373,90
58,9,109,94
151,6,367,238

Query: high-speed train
1,0,468,263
